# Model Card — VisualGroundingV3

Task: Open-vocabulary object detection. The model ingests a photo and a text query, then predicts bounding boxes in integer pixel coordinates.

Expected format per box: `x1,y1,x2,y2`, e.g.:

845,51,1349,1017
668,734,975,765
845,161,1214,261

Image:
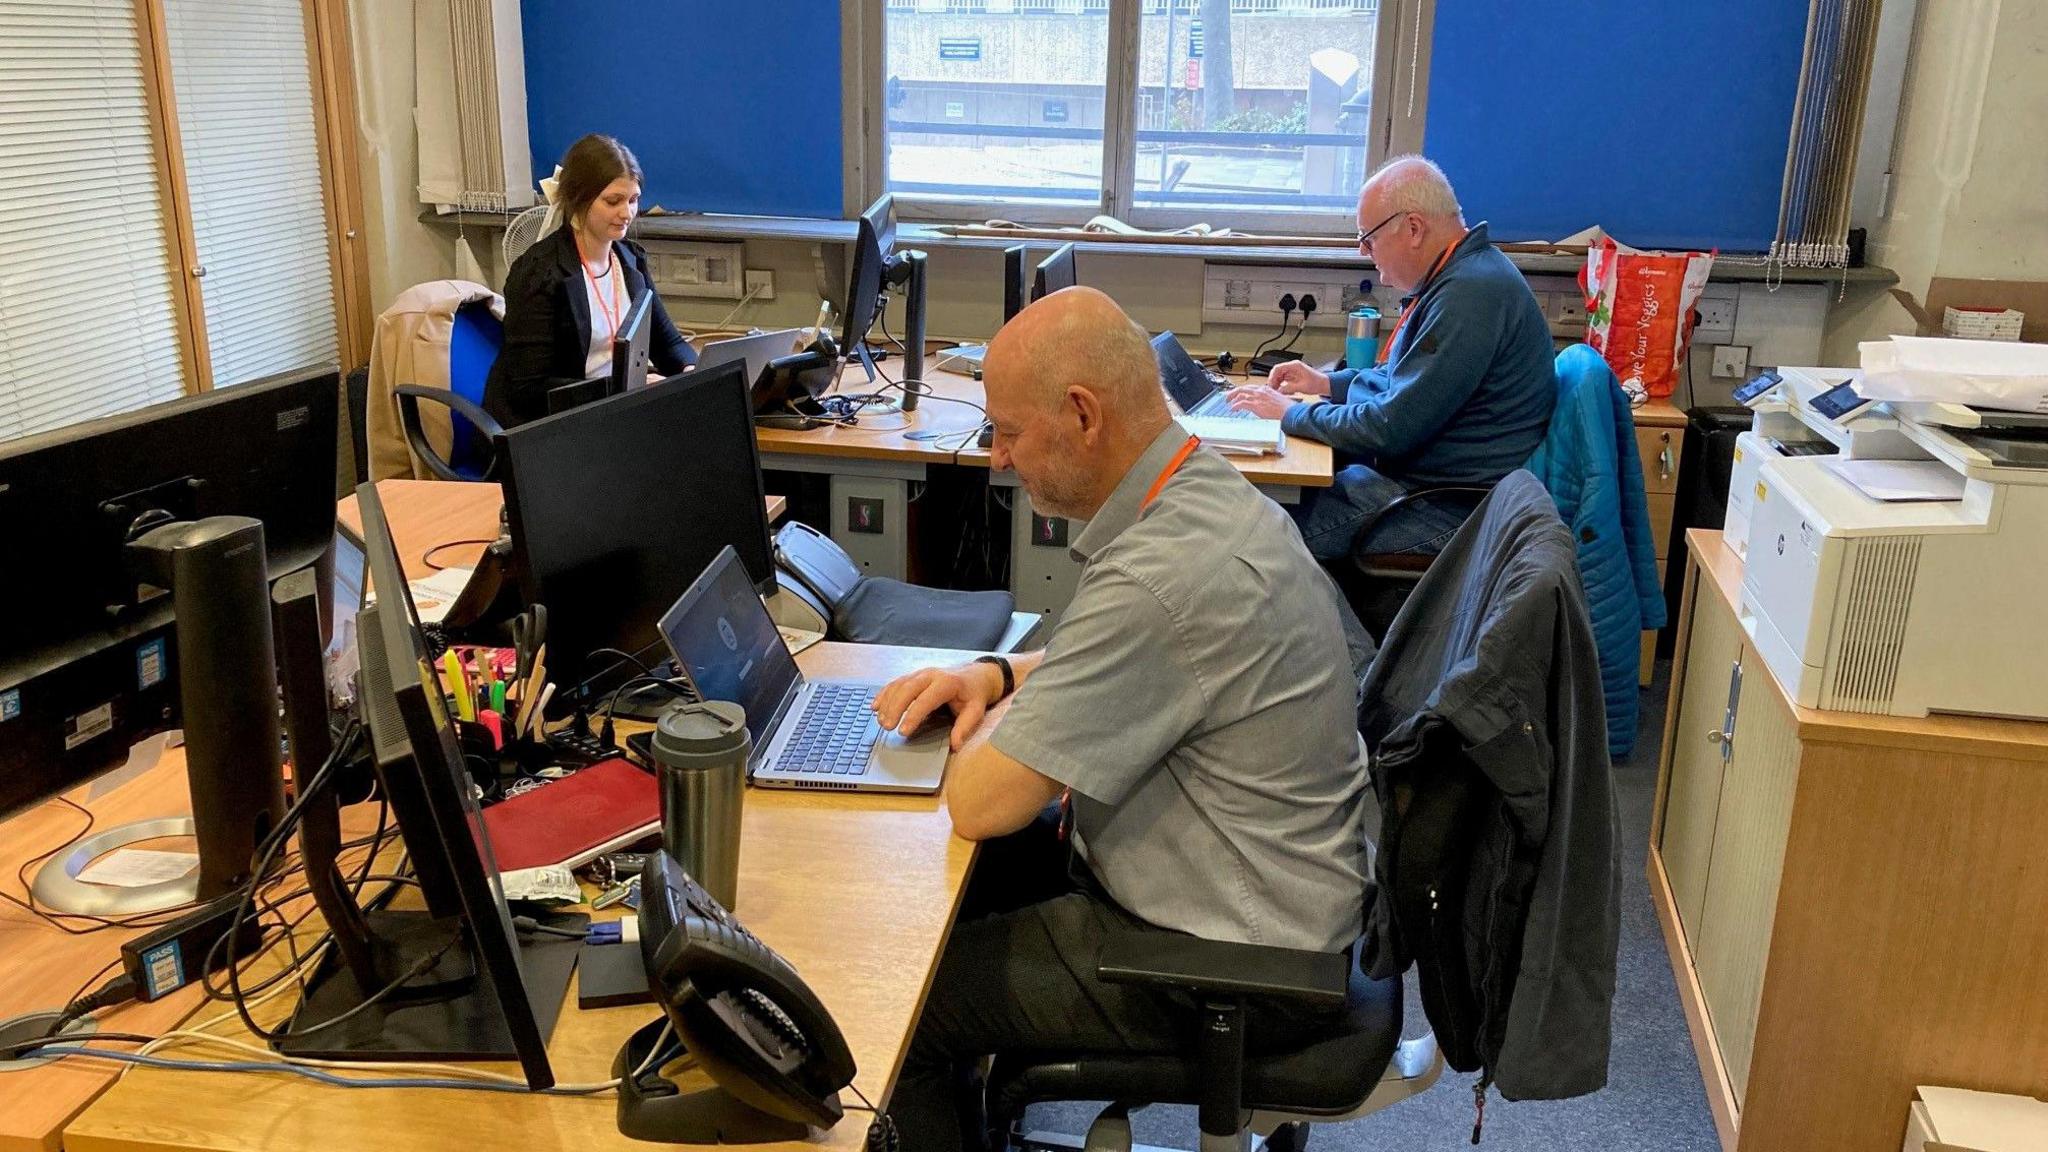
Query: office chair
985,668,1442,1151
989,935,1441,1151
393,298,505,481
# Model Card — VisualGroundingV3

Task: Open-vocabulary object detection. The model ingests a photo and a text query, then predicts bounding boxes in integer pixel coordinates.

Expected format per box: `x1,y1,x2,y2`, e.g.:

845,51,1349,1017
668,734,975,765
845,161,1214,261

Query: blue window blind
522,3,843,219
1422,2,1808,252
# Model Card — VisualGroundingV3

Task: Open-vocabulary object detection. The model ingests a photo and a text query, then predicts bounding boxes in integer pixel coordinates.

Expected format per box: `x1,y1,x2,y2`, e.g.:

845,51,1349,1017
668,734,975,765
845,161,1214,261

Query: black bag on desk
773,521,1014,650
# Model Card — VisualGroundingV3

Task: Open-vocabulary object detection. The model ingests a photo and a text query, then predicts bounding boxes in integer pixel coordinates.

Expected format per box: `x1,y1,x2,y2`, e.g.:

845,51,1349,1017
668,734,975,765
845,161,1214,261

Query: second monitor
498,359,777,716
1032,243,1078,301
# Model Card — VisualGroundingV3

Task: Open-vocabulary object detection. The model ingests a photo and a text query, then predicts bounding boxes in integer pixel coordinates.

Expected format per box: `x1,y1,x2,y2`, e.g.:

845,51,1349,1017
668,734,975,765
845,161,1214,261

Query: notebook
479,757,659,873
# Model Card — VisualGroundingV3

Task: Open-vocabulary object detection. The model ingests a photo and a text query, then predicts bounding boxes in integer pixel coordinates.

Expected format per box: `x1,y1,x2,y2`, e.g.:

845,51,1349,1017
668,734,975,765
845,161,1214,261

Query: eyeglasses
1356,210,1410,251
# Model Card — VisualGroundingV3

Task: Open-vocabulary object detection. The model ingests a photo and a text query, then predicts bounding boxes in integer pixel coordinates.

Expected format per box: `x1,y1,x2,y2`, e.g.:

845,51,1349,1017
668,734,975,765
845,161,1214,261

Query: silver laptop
696,328,804,388
659,547,949,793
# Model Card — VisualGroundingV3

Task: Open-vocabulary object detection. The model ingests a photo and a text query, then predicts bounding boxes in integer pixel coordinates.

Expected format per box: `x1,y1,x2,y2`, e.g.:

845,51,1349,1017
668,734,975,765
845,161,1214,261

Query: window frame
850,0,1428,235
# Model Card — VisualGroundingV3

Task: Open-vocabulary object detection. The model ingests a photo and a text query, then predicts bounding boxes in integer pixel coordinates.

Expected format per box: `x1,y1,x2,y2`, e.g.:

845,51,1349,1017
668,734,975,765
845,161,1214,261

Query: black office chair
1341,484,1492,637
392,385,506,482
988,932,1441,1151
984,668,1442,1152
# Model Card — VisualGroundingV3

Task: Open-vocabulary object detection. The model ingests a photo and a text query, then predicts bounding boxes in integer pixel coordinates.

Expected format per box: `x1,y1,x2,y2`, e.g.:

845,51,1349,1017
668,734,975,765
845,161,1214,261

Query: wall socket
1712,344,1752,379
743,269,775,301
648,241,744,300
1202,264,1375,330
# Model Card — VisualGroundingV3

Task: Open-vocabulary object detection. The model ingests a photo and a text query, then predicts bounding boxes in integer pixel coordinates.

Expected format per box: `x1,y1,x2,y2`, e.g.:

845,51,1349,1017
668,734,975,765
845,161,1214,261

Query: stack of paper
1177,415,1285,456
1860,336,2048,412
1825,458,1966,503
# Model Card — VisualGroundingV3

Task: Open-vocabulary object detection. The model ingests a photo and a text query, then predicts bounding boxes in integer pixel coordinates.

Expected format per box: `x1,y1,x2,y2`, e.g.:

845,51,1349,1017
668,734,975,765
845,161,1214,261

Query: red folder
481,757,661,873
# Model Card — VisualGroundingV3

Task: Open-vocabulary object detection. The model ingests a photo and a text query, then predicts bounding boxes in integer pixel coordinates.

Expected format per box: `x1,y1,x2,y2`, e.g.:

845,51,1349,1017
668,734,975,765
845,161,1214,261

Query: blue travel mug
1345,307,1381,369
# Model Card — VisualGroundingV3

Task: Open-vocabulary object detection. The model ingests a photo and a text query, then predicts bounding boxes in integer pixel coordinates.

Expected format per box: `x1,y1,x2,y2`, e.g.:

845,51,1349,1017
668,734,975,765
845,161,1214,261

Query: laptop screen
1152,331,1215,412
659,546,800,752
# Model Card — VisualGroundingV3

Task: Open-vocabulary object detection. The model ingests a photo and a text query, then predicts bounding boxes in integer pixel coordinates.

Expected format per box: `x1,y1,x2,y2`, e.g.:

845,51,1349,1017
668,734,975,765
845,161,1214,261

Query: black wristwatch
973,654,1014,700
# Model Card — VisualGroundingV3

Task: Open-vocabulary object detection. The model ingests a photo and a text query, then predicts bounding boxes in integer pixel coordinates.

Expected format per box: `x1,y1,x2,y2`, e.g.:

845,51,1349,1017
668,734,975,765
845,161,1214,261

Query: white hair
1367,155,1463,220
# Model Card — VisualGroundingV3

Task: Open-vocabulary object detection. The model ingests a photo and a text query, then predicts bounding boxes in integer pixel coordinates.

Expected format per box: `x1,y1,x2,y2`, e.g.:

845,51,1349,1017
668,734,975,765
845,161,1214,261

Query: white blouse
581,245,629,379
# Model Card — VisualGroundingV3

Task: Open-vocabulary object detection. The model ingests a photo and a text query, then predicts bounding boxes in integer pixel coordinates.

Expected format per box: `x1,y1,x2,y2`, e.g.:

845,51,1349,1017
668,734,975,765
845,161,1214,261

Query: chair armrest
1348,483,1495,559
1097,929,1349,1010
393,385,505,482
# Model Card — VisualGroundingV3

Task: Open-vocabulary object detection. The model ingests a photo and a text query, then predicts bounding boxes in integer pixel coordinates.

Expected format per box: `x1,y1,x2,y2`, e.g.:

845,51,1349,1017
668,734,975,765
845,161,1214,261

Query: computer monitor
1033,243,1077,301
543,287,655,415
498,360,776,712
1003,245,1030,322
278,481,580,1086
839,194,896,368
838,194,928,406
0,367,338,909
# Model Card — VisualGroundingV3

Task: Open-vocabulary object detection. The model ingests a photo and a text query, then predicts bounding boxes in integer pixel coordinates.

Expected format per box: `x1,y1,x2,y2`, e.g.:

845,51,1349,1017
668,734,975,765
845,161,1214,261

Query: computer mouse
976,424,994,449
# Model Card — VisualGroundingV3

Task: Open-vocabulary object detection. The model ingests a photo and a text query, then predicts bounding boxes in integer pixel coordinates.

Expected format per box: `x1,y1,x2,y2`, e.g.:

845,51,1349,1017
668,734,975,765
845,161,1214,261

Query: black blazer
483,225,697,427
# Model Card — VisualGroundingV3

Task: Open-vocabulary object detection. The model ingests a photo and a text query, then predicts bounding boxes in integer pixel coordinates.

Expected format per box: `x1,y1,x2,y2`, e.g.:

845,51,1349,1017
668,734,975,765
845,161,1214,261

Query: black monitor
0,368,338,908
277,481,580,1086
1003,245,1030,322
838,194,928,407
1033,243,1077,301
839,194,896,367
544,287,655,416
498,360,776,713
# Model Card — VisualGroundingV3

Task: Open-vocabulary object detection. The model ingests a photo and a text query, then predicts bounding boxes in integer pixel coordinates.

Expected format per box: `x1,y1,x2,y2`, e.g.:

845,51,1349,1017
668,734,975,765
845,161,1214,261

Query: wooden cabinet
1650,530,2048,1152
1636,402,1686,685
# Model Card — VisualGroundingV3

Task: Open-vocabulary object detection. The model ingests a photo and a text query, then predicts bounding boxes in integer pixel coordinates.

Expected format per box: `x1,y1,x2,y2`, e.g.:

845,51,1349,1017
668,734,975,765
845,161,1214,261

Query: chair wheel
1264,1122,1310,1152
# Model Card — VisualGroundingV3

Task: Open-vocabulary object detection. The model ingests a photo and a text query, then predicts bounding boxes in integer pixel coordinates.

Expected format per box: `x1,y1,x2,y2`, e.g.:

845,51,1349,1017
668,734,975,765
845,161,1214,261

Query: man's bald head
1359,154,1463,225
1355,155,1466,292
984,286,1164,421
980,286,1173,520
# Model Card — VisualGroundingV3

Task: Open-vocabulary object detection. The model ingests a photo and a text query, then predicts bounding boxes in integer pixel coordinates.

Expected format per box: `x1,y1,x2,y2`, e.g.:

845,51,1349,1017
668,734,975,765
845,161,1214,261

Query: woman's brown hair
554,134,643,232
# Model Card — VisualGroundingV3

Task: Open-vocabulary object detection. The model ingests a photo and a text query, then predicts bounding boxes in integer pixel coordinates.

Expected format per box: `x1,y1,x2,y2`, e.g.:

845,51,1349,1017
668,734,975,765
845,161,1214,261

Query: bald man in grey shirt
872,288,1369,1151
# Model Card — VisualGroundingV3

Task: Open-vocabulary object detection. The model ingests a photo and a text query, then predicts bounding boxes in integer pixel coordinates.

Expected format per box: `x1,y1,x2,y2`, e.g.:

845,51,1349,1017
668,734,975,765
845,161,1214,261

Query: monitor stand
277,909,584,1065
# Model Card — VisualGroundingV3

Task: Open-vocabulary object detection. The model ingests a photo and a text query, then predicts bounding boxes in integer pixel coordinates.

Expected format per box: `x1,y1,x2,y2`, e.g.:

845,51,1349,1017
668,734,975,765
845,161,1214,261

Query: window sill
422,209,1900,288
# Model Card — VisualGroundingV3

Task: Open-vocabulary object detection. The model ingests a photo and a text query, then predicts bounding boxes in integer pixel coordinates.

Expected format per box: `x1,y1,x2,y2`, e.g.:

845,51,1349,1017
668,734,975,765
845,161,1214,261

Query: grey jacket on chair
1356,469,1620,1102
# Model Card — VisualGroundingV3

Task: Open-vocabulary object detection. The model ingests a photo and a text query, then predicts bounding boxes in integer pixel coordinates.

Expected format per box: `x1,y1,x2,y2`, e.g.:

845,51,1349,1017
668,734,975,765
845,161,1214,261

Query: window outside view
884,0,1378,218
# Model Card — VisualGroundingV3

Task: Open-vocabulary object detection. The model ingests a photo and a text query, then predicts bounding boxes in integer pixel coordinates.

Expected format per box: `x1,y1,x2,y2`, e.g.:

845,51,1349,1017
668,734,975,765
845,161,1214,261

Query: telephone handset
615,852,856,1144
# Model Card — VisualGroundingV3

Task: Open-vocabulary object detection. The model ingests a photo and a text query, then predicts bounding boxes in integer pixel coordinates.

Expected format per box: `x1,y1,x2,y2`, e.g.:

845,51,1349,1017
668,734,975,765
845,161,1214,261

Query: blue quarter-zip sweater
1281,223,1556,486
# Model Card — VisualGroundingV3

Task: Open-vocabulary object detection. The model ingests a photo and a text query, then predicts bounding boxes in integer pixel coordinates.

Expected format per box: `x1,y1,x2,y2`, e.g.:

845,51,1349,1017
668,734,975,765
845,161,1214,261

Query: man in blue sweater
1229,156,1556,560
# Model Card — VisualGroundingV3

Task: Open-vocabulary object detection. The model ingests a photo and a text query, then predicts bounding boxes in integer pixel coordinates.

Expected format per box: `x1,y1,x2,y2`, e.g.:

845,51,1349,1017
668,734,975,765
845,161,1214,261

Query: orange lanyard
1375,229,1467,366
1058,433,1200,842
1140,435,1201,510
582,248,622,345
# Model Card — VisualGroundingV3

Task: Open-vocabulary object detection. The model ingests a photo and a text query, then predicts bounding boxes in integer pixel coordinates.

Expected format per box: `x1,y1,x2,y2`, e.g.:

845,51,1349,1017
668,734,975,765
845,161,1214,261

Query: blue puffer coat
1527,345,1667,756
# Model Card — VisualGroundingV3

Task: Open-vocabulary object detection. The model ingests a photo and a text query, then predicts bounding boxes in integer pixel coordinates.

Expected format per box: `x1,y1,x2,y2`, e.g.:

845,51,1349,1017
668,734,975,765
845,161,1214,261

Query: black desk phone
613,852,856,1144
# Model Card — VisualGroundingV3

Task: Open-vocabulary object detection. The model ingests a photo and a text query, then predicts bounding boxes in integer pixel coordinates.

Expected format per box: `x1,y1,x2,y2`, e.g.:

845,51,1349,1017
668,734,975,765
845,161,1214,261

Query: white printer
1734,370,2048,720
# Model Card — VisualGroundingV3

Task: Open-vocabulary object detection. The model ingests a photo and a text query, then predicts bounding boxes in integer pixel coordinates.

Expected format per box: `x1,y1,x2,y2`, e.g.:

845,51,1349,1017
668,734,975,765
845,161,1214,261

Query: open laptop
660,546,949,793
697,328,804,390
1154,331,1254,419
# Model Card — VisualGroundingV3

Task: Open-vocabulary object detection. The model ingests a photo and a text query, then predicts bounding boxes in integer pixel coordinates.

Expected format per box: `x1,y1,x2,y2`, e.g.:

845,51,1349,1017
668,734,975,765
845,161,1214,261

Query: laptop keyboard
1196,395,1257,420
775,684,882,776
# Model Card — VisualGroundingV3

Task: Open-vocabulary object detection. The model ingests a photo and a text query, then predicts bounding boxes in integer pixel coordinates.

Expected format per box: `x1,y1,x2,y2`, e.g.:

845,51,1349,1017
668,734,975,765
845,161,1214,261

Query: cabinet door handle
1660,432,1675,480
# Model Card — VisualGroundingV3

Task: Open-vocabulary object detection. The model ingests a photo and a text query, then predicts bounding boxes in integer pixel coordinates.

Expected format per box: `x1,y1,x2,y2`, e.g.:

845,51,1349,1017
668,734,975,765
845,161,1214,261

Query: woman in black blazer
483,134,697,427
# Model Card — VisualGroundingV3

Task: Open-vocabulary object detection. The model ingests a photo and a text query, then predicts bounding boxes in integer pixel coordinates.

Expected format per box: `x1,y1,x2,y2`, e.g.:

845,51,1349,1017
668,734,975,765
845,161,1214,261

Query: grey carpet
1023,660,1721,1151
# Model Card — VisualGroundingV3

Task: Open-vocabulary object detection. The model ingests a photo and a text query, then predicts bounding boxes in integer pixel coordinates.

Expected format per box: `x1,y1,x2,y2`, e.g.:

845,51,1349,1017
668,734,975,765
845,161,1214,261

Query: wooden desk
334,479,787,580
65,643,977,1152
1649,530,2048,1152
758,364,1334,588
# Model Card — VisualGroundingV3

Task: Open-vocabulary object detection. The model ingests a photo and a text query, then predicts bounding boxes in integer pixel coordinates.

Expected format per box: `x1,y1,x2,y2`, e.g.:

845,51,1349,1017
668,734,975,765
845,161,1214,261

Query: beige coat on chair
366,280,503,480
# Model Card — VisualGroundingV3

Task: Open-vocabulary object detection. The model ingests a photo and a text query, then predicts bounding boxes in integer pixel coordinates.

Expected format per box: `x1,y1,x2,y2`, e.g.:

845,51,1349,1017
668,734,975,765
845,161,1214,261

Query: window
0,0,187,440
0,0,364,442
876,0,1396,229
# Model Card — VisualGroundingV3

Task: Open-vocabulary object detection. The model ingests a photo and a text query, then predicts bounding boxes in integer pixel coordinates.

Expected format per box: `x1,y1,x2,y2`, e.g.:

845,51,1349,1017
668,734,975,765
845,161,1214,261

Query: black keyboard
774,684,882,776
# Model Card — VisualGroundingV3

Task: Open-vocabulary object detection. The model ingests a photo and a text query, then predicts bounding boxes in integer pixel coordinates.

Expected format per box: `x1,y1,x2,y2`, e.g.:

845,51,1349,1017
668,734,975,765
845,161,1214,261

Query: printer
1734,368,2048,721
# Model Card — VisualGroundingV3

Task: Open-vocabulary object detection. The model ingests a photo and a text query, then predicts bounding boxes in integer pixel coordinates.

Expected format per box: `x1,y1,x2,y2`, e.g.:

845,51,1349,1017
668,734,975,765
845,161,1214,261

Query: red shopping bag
1580,237,1714,399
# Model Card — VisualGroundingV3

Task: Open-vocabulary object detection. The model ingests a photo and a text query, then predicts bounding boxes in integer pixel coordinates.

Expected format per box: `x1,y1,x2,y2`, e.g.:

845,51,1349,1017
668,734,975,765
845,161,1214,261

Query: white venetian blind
162,0,336,389
0,0,186,442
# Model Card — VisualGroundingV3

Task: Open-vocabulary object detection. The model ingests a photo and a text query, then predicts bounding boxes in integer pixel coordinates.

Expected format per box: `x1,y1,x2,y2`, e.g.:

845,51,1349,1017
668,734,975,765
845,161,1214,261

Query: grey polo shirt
991,425,1370,954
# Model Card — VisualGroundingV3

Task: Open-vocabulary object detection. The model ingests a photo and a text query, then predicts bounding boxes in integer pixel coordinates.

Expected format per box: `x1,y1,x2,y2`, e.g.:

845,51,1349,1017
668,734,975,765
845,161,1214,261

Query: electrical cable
19,1045,623,1095
419,538,498,572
